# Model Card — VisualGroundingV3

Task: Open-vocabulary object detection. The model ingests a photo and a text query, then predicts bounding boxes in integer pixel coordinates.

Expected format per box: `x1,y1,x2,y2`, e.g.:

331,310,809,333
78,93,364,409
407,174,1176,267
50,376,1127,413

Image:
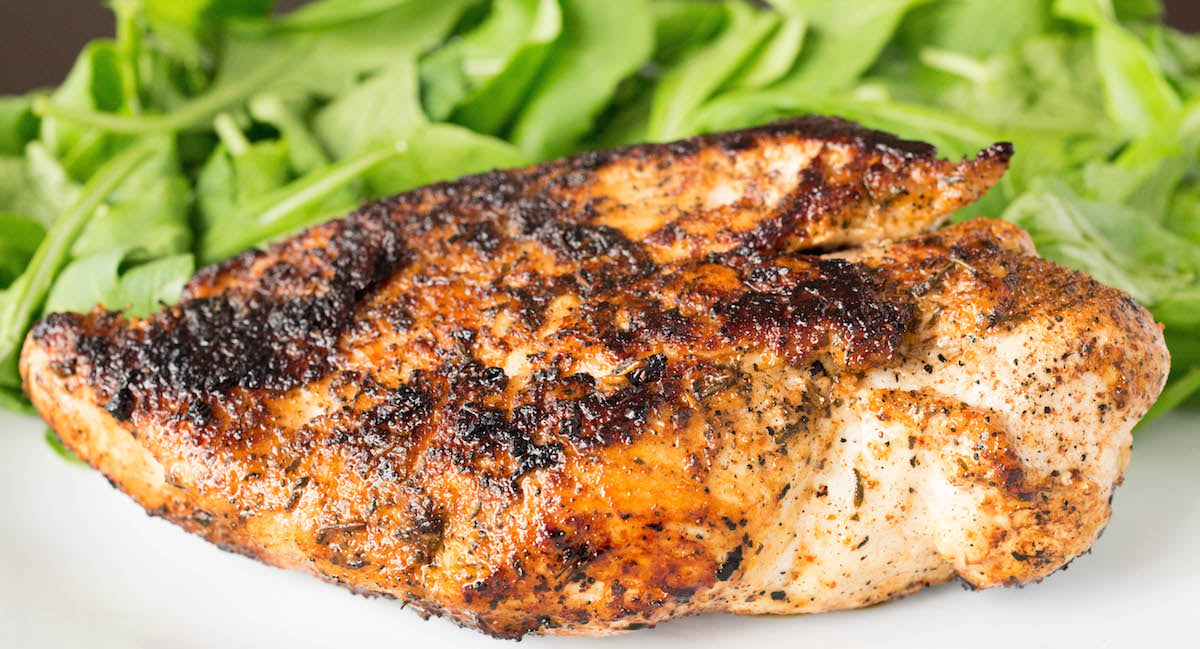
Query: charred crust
530,221,655,278
624,353,667,386
35,208,410,421
718,258,914,369
981,141,1015,164
716,545,744,581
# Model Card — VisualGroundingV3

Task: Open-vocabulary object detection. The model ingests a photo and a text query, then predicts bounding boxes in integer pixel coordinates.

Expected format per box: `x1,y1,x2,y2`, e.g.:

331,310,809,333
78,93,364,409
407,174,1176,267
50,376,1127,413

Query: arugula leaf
1091,22,1182,136
73,143,192,261
1112,0,1163,22
1144,367,1200,424
725,14,806,90
651,0,730,65
1165,179,1200,244
197,141,403,264
44,248,194,318
420,0,561,136
33,2,470,139
0,140,157,390
139,0,274,67
509,0,653,158
896,0,1051,58
0,96,38,156
33,51,289,136
23,143,82,226
38,40,136,181
316,60,526,196
265,0,426,30
366,123,528,194
314,63,426,160
0,154,64,228
584,1,728,149
0,387,37,415
219,1,472,101
775,0,928,91
0,215,45,288
646,1,781,141
197,139,291,235
249,95,332,174
1149,25,1200,98
693,0,927,134
114,254,195,317
1056,0,1181,136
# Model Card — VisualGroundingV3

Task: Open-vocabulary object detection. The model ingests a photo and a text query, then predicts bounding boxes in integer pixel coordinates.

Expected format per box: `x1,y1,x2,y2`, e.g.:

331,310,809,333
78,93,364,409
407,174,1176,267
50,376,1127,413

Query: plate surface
1,409,1196,648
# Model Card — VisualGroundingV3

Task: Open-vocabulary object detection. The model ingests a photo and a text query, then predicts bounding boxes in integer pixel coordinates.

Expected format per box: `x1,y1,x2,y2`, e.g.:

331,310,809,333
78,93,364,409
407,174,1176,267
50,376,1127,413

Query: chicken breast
20,117,1167,638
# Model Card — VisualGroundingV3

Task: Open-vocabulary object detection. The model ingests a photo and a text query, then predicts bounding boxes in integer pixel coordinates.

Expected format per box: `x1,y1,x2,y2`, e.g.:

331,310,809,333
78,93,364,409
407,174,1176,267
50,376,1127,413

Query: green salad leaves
1,0,1199,420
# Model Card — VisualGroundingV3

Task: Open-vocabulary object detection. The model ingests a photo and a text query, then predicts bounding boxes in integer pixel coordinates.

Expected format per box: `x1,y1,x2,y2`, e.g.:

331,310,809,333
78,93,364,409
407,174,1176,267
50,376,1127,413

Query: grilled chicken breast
21,117,1167,638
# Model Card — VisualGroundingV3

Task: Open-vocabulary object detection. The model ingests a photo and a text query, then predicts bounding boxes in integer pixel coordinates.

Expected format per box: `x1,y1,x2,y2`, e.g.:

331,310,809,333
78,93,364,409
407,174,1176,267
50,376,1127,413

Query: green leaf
73,143,192,260
0,386,36,415
0,140,157,389
1149,25,1200,99
650,0,730,65
23,143,82,226
895,0,1051,58
509,0,653,158
198,141,403,264
219,1,471,101
44,248,194,318
268,0,424,30
1056,0,1181,136
647,2,781,141
0,95,39,156
420,0,560,129
693,0,928,136
38,40,135,181
139,0,274,67
42,248,133,315
313,62,426,161
0,154,65,228
248,95,332,174
364,123,529,196
1165,179,1200,245
313,59,527,195
114,254,194,316
725,14,806,91
1093,23,1181,136
1113,0,1163,22
34,52,290,136
197,139,292,234
780,0,928,92
34,2,469,138
0,214,45,288
451,2,562,137
1142,363,1200,427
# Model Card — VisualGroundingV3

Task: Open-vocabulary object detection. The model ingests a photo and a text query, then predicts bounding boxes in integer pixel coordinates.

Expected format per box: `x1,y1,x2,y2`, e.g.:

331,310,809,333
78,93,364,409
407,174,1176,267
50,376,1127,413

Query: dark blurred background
1,0,1198,93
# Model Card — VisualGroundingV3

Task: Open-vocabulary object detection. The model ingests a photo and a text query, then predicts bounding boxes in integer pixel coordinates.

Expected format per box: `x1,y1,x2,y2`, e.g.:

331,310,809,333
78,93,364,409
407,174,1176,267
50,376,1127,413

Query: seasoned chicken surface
21,117,1167,638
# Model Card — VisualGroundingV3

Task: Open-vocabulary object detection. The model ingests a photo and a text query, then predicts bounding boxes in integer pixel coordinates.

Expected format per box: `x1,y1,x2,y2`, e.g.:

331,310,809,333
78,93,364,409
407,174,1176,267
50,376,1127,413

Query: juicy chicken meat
21,117,1168,638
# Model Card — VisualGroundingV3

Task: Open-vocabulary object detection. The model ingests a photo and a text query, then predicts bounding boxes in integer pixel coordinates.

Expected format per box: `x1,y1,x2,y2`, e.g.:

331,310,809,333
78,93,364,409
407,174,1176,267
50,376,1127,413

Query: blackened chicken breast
20,117,1166,638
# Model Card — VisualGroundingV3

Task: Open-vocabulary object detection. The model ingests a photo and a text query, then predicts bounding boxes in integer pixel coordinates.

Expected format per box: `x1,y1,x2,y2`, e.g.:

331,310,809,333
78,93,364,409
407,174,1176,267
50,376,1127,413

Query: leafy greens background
1,0,1198,422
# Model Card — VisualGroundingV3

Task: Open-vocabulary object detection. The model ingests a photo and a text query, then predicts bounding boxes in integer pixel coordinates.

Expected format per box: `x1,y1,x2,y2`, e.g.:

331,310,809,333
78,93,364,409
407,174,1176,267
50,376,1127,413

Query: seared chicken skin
21,117,1167,638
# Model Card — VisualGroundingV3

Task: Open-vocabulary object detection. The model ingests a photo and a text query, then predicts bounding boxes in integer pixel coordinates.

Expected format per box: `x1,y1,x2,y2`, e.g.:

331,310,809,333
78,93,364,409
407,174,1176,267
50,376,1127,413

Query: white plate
1,409,1197,648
